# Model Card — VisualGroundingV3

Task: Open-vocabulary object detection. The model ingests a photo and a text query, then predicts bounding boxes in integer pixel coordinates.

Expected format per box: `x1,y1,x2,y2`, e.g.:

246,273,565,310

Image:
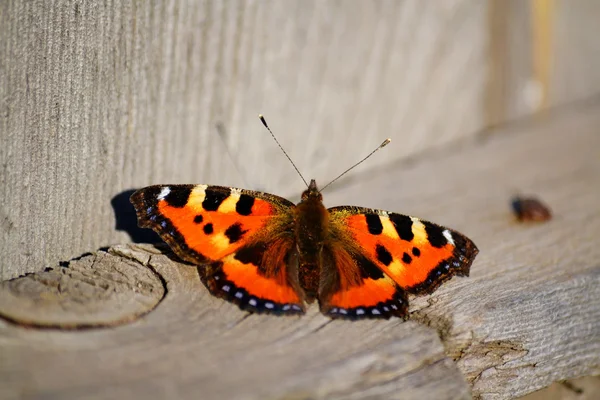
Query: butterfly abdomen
294,184,329,297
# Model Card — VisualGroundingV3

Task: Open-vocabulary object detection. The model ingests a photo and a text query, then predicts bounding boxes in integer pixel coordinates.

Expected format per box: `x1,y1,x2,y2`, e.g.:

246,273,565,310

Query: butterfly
130,118,478,320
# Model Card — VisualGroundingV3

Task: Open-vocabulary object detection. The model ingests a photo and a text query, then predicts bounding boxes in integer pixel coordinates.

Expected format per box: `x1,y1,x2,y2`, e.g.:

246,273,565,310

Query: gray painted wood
1,100,599,399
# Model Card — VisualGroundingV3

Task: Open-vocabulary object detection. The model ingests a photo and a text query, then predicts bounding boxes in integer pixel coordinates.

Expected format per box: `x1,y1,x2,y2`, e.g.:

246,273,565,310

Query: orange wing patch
203,240,305,315
319,245,408,319
329,207,478,295
130,185,286,264
131,185,306,315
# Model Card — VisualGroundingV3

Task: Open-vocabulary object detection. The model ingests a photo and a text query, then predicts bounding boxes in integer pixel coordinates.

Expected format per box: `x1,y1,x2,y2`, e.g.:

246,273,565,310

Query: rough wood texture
2,99,599,399
0,244,472,400
3,0,600,281
523,376,600,400
0,0,488,279
0,251,164,328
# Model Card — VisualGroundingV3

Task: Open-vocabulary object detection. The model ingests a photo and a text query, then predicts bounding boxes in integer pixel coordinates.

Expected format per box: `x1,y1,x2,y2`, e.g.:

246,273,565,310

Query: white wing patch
157,187,171,200
443,229,455,246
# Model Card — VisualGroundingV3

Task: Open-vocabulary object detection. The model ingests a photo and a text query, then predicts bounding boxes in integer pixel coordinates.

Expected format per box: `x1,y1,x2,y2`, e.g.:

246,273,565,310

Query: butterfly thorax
294,179,328,299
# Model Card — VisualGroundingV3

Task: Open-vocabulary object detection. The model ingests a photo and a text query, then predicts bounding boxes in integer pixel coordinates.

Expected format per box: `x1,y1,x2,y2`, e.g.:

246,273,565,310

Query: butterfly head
301,179,323,202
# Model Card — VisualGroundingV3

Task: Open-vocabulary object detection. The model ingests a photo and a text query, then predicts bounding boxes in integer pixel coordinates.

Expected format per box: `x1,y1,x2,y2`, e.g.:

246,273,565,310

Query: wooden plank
551,0,600,106
0,244,471,400
1,99,599,399
0,250,164,328
522,376,600,400
486,0,600,123
487,0,537,122
330,99,600,398
0,0,489,279
3,0,600,285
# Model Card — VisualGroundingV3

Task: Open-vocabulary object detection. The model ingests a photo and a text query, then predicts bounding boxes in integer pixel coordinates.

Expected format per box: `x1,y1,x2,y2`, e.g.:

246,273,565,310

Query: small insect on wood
512,196,552,222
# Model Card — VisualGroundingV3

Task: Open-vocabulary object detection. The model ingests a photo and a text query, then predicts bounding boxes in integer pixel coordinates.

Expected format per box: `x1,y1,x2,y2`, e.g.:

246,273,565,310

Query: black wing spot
234,243,267,266
193,214,203,224
423,221,447,248
412,247,421,257
376,244,393,266
365,214,383,235
402,252,412,264
141,186,162,204
389,214,414,241
357,254,385,280
203,223,214,235
165,186,192,208
236,194,255,216
224,223,247,244
203,188,230,211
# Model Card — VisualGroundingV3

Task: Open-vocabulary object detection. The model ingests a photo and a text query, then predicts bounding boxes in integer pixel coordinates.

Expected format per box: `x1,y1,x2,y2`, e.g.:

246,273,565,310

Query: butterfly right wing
130,184,306,315
318,242,409,319
318,206,478,319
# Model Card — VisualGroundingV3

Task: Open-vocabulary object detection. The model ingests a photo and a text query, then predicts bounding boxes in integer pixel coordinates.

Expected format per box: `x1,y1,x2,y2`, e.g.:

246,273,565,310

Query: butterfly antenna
259,114,309,188
320,138,391,193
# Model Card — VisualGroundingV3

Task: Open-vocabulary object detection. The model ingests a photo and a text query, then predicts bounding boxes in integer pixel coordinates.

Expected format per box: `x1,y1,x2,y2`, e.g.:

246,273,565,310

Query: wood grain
0,244,472,400
0,250,164,328
332,99,600,399
0,0,489,279
3,0,600,282
523,376,600,400
1,99,599,399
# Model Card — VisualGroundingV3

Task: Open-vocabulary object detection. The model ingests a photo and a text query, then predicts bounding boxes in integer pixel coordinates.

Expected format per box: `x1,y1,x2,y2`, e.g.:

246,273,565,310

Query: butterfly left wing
319,206,478,319
130,184,306,315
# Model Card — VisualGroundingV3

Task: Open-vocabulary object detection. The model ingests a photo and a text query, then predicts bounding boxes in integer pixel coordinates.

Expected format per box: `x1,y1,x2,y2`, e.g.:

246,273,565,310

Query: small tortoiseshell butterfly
131,117,478,320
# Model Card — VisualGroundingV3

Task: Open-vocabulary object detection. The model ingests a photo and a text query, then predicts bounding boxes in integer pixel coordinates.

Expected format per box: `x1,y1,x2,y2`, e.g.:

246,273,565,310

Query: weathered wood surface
4,0,600,281
0,244,472,400
0,251,164,328
0,0,489,279
2,100,599,399
551,0,600,107
524,376,600,400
